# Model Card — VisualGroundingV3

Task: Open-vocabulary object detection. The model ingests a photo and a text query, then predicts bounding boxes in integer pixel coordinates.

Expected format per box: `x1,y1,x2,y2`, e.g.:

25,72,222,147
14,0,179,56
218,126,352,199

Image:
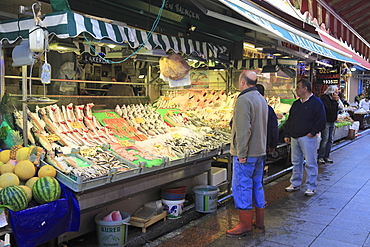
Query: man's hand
306,133,315,138
238,157,246,163
284,137,291,144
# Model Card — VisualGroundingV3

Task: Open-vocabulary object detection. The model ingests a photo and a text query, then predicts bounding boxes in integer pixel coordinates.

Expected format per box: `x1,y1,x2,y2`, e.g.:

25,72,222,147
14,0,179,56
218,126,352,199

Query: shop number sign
316,67,340,84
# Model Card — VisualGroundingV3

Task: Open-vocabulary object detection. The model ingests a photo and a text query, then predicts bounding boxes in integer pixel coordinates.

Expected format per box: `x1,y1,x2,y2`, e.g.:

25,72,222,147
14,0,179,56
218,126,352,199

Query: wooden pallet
129,211,167,233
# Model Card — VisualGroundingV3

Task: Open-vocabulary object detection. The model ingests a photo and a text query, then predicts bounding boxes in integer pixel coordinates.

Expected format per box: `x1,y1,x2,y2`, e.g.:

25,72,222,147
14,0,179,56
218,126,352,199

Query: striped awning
0,11,135,45
232,59,277,70
0,11,227,60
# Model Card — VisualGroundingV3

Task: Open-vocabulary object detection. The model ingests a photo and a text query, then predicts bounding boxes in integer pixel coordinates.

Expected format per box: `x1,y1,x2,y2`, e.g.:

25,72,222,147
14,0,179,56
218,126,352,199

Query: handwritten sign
135,118,145,124
106,112,117,118
70,122,83,129
119,140,132,147
80,148,96,157
45,134,60,143
172,133,182,139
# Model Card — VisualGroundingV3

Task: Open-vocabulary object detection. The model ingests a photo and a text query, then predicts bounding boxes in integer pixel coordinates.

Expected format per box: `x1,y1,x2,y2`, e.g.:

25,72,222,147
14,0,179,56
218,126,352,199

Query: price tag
163,96,170,101
168,102,175,107
45,134,60,142
70,121,82,129
119,140,132,147
135,118,145,123
106,112,116,118
80,148,96,157
153,144,163,149
172,133,182,139
206,109,213,113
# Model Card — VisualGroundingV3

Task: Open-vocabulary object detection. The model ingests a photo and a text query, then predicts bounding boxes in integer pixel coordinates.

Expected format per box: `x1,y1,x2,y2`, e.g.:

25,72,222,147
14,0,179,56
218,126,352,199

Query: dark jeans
318,122,335,159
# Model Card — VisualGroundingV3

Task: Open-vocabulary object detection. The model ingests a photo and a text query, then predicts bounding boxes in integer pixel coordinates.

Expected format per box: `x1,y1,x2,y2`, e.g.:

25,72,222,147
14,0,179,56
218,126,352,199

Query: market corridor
144,132,370,247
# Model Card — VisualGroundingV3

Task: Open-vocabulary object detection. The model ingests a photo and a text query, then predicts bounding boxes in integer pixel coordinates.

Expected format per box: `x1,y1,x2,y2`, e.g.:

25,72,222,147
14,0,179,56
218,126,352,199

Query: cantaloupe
0,173,20,188
14,160,35,180
0,150,11,163
25,177,39,190
15,147,30,162
0,163,15,174
20,185,32,202
38,165,56,178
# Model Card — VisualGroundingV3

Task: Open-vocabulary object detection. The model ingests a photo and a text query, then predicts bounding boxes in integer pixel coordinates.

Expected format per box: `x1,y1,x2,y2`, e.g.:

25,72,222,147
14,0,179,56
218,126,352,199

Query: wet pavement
62,130,370,247
144,130,370,247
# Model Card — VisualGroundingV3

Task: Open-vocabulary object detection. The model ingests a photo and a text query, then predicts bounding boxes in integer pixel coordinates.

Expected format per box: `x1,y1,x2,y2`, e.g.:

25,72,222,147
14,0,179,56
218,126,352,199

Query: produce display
0,146,61,212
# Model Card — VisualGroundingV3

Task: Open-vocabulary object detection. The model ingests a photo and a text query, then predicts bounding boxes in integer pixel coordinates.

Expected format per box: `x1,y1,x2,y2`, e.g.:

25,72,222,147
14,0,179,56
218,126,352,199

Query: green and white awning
232,59,277,70
0,10,227,59
0,11,136,45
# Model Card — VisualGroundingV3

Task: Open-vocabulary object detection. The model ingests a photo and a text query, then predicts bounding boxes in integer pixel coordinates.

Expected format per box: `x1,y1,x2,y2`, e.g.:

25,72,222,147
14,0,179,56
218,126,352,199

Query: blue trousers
318,122,335,159
290,135,319,191
232,156,265,210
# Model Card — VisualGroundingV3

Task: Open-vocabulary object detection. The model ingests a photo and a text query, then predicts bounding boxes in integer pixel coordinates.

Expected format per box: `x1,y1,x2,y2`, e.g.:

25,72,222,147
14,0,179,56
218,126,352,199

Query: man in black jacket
284,79,326,196
318,85,340,164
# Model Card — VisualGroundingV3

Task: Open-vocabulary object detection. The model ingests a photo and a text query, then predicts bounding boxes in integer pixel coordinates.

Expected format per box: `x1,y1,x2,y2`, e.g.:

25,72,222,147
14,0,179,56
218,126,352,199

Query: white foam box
194,167,227,186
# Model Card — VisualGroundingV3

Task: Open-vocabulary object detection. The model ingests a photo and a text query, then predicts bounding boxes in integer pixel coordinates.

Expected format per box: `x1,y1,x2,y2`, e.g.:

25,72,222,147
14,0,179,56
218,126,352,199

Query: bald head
239,70,257,91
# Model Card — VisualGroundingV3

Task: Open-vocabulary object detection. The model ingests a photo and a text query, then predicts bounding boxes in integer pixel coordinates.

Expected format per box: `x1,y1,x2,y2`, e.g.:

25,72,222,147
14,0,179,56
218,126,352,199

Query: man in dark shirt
318,85,340,164
256,84,279,154
284,79,326,196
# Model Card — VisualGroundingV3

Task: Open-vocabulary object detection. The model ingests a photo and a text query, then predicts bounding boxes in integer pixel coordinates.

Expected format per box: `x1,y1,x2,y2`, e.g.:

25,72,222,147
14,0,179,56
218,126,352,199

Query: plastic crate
55,169,111,192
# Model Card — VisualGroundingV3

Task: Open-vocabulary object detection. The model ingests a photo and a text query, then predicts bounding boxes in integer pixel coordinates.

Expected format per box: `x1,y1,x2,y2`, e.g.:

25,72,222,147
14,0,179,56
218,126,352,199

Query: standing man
284,79,326,196
226,71,268,237
318,85,340,164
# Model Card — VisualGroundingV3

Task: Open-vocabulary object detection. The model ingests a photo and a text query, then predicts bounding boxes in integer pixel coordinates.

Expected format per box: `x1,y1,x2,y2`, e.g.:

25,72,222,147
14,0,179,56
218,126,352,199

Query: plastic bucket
193,185,219,213
95,211,130,247
162,199,185,219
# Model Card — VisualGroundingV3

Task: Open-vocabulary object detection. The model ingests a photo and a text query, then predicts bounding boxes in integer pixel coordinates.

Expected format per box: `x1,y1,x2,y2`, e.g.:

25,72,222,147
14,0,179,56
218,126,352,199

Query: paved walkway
147,133,370,247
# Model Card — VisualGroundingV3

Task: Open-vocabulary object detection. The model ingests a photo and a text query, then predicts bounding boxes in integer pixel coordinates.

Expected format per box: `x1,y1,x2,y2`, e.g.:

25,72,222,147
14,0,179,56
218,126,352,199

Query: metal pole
21,65,28,146
0,43,4,101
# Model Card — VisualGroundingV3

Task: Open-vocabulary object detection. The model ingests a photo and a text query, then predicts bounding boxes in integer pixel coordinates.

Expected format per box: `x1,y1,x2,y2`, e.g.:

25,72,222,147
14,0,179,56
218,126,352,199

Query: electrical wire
83,0,166,64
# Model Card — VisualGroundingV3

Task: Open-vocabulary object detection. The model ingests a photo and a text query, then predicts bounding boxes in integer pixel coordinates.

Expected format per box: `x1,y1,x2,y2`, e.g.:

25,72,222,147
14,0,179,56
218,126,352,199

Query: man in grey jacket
226,70,268,237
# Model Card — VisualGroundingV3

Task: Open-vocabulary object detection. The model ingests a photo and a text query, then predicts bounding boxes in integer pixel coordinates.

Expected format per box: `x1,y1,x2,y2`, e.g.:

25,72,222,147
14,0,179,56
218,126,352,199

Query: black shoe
324,158,334,163
317,158,326,164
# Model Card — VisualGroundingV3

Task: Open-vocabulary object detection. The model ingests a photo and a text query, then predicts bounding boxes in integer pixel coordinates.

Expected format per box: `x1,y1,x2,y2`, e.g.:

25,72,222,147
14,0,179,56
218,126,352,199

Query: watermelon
0,185,28,211
32,176,61,204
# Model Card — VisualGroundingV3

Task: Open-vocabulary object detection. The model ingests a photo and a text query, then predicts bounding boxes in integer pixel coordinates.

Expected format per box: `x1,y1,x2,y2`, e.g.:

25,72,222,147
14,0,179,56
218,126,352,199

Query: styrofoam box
194,167,227,186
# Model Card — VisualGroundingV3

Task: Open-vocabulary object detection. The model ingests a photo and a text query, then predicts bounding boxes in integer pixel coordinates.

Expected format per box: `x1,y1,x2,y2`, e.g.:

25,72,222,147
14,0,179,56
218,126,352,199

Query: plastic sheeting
9,183,80,247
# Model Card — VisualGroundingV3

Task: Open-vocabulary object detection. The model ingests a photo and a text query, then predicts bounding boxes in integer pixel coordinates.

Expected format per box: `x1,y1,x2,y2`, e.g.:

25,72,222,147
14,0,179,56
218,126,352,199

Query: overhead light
272,53,282,56
256,47,263,51
350,67,356,72
136,48,167,56
49,41,80,54
281,56,290,59
315,60,333,67
261,65,279,73
188,25,196,31
107,44,116,48
243,42,255,49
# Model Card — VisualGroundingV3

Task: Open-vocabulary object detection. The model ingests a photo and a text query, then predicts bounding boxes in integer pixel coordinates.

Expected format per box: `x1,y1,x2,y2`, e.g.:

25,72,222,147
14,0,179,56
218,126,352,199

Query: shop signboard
316,67,340,85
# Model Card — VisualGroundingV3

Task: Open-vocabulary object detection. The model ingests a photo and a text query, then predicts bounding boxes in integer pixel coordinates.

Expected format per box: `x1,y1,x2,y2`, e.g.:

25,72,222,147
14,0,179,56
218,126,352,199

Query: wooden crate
129,211,167,233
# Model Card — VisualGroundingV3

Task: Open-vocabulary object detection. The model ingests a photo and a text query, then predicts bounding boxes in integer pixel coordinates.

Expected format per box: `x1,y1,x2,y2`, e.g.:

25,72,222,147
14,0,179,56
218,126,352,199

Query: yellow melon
0,150,11,163
20,185,32,202
14,160,36,180
38,165,56,178
16,147,30,162
0,173,20,188
25,177,39,190
0,163,15,174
